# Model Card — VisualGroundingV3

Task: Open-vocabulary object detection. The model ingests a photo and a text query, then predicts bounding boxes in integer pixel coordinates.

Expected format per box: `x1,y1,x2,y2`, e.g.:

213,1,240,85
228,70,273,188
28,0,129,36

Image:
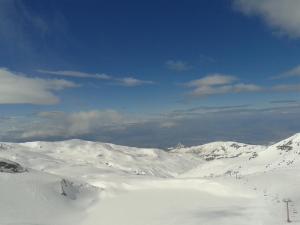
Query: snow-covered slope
1,134,300,224
171,141,262,159
261,133,300,169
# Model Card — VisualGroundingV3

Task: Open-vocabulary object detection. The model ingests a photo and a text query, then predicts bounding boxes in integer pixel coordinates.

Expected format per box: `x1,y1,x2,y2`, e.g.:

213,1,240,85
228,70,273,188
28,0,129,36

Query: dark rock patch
0,159,26,173
277,140,293,152
230,143,241,149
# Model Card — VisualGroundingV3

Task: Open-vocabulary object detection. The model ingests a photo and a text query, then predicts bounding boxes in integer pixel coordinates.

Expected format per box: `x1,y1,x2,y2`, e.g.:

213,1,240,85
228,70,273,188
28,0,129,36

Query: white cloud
166,60,192,71
116,77,154,87
185,74,261,97
233,0,300,38
184,73,300,97
0,68,76,104
186,74,236,87
37,70,111,80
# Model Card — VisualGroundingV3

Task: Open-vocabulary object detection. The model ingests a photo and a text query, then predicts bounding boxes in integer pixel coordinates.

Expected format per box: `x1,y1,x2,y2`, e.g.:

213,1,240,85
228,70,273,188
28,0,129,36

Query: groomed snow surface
1,134,300,225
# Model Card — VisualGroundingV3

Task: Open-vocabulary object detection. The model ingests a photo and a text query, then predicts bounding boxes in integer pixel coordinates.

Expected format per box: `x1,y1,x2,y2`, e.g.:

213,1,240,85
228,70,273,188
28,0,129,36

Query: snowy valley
1,134,300,225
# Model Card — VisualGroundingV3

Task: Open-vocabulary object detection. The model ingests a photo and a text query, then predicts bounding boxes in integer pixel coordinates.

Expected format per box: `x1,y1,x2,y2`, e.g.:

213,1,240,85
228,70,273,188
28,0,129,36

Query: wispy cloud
269,100,298,104
271,84,300,92
168,104,253,119
37,70,111,80
0,68,77,104
37,69,154,87
165,60,192,72
0,0,69,61
199,54,216,63
173,104,251,114
0,0,48,41
233,0,300,38
184,74,261,97
115,77,154,87
272,65,300,79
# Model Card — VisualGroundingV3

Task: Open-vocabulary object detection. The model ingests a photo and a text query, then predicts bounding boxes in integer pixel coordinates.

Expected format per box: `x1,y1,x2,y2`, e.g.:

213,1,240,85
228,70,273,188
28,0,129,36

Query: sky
1,0,300,148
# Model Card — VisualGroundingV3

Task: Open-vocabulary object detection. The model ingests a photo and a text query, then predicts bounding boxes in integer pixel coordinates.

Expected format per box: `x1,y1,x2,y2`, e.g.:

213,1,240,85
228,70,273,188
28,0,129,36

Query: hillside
0,134,300,224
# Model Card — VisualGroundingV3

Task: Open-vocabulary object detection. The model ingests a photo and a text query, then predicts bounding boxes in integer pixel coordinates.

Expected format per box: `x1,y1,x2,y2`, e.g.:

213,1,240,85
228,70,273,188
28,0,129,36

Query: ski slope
1,134,300,225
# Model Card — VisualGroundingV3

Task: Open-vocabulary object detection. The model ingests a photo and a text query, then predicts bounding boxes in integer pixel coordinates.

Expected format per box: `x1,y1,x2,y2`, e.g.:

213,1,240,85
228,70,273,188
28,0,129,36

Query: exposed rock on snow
60,178,98,200
61,179,78,199
0,158,26,173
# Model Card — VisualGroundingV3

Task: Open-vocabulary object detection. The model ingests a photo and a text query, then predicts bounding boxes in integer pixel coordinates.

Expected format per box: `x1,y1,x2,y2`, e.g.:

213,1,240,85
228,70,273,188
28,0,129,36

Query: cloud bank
2,105,300,148
21,110,129,139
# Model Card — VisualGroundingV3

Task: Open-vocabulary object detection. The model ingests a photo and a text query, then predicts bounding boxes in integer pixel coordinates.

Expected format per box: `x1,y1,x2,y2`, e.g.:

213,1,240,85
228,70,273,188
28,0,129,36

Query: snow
1,134,300,224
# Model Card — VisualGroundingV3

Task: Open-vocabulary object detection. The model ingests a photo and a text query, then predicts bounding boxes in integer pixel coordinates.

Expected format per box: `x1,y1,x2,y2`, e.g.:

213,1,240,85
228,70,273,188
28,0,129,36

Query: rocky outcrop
0,158,26,173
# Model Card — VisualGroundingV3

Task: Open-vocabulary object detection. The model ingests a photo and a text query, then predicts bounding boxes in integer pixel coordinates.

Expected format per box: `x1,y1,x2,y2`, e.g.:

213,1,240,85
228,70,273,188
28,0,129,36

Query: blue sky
1,0,300,147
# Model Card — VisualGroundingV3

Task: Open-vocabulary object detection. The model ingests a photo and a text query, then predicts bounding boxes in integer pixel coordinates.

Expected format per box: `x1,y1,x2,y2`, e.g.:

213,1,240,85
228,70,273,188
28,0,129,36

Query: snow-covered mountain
1,134,300,225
